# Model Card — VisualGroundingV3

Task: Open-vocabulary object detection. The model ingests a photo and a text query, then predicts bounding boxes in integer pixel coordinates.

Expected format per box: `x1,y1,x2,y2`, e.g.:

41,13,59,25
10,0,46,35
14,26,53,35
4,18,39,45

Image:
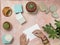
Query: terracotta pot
2,7,12,17
3,21,12,30
26,2,37,12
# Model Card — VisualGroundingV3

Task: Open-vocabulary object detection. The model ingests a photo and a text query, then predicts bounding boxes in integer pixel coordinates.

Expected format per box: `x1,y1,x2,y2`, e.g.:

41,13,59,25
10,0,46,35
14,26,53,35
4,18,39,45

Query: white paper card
16,13,26,24
23,24,40,41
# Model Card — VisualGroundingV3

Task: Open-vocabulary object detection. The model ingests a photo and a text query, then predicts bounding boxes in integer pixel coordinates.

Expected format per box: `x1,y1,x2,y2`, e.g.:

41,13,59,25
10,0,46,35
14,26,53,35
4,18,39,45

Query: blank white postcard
23,24,40,41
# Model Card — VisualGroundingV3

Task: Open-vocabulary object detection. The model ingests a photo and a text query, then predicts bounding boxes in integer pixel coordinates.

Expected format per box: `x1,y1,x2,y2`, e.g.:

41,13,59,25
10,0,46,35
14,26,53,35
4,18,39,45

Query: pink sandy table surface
1,0,60,45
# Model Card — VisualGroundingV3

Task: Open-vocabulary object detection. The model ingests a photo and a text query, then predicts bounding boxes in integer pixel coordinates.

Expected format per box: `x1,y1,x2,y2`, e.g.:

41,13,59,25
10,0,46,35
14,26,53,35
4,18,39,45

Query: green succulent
55,20,60,28
3,22,10,30
55,20,60,36
43,23,60,39
43,23,55,34
56,28,60,36
29,4,34,9
49,30,59,39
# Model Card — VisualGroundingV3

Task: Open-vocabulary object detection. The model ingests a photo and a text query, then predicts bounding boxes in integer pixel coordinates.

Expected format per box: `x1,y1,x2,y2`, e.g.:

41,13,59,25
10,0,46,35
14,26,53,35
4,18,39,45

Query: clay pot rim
2,7,12,17
26,1,37,12
3,21,11,30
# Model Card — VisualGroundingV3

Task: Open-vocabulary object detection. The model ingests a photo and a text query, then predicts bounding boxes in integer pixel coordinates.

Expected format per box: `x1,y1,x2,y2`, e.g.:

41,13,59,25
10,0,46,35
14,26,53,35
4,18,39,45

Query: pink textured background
1,0,60,45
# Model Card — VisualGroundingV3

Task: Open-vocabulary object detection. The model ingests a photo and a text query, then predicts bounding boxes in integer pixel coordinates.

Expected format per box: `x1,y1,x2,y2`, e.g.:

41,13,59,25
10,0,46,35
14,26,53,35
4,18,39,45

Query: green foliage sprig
43,20,60,39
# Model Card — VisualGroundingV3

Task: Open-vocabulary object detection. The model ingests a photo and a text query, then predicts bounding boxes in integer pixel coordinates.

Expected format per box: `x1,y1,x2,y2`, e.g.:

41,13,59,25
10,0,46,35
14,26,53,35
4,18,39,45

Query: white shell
50,5,57,13
52,12,59,18
40,2,48,12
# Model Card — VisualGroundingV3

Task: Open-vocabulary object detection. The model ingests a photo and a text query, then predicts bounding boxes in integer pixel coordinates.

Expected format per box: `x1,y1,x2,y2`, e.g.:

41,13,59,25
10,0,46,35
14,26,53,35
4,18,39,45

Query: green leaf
43,23,60,39
55,20,60,28
43,20,60,39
